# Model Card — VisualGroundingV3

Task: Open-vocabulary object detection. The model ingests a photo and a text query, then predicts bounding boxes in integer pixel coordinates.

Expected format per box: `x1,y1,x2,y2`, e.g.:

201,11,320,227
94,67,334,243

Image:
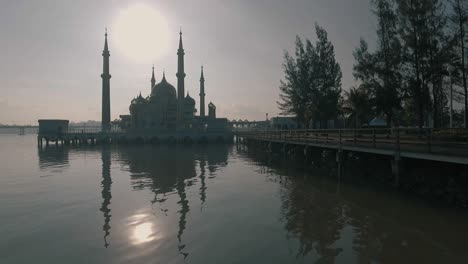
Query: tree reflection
241,146,468,263
242,147,346,261
280,177,345,261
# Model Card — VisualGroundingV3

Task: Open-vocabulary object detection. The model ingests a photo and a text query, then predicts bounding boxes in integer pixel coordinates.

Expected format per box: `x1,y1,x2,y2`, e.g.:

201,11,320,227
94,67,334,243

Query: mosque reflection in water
117,145,229,257
38,144,229,258
38,146,70,171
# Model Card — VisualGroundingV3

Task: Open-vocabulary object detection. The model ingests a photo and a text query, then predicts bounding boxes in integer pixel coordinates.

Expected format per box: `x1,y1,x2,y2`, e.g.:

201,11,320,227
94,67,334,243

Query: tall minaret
151,64,156,91
101,29,111,132
199,66,206,118
176,29,186,125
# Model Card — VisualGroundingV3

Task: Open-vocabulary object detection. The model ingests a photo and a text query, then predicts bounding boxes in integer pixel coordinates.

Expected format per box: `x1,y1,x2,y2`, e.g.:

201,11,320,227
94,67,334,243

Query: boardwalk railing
238,128,468,161
37,126,124,135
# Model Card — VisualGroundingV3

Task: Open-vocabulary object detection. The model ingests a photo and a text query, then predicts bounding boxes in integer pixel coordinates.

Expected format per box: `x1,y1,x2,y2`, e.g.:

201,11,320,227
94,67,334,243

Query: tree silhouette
278,23,342,128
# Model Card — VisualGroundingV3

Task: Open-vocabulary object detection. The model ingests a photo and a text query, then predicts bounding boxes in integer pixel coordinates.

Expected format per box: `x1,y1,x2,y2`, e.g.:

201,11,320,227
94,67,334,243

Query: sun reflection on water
129,213,160,245
132,222,154,244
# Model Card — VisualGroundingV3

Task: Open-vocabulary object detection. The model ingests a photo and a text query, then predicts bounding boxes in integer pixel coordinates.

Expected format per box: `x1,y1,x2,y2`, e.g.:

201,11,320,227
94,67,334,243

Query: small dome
136,93,146,104
208,102,216,109
185,93,195,105
151,74,176,100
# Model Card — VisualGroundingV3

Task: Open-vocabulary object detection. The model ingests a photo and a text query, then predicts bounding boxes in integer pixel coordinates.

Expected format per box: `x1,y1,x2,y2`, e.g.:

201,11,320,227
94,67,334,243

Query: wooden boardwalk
237,128,468,165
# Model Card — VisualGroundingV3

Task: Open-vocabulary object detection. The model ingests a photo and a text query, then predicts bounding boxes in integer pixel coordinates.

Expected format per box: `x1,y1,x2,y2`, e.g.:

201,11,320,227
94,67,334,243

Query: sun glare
128,213,162,245
132,222,155,244
112,4,170,62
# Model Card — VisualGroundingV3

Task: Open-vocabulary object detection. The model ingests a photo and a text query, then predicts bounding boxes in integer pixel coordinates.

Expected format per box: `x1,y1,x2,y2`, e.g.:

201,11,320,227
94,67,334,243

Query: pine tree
352,1,402,127
372,0,403,126
396,0,432,129
425,0,452,128
278,37,313,127
313,23,343,128
278,25,342,128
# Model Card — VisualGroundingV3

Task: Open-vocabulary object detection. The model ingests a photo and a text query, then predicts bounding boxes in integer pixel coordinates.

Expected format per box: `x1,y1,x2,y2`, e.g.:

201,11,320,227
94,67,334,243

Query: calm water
1,135,468,264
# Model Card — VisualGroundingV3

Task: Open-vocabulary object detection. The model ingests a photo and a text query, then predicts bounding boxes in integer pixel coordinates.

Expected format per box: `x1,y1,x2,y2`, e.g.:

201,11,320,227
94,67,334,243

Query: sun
112,4,170,62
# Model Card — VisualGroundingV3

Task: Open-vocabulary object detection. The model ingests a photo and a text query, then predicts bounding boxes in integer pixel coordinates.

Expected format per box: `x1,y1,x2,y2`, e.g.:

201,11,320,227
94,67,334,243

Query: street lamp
447,64,454,128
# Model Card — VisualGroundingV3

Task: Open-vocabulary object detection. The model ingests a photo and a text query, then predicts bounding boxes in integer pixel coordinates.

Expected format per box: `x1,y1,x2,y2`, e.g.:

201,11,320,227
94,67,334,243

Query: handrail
237,128,468,158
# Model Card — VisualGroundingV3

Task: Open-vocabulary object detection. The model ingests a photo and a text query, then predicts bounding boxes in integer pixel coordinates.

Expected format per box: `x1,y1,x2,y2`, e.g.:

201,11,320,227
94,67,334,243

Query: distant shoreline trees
279,0,468,129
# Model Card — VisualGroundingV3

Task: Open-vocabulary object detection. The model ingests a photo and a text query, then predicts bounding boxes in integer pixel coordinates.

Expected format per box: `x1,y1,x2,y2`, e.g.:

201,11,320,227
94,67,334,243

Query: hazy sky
0,0,377,125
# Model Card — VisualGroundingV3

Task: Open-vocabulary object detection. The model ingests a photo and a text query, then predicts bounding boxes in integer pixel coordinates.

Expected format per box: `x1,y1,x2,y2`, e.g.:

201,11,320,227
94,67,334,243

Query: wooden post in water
392,153,401,188
336,149,343,186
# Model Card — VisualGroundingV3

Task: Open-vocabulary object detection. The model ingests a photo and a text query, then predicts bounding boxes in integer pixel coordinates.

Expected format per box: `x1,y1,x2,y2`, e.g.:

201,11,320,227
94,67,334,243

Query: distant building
38,119,69,134
271,116,298,130
208,102,216,119
101,30,230,134
367,117,388,128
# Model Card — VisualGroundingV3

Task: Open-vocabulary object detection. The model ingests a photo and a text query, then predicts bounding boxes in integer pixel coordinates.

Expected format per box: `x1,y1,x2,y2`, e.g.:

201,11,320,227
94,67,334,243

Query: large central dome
151,74,176,100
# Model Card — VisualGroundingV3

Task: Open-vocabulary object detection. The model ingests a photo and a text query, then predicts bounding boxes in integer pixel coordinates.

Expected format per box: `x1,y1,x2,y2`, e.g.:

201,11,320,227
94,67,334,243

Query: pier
37,127,233,146
236,128,468,165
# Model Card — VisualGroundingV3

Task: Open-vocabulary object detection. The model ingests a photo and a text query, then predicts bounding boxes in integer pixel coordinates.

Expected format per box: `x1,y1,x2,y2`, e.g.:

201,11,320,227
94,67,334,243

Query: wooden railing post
395,128,400,152
339,129,342,146
427,129,432,153
353,129,357,145
372,129,376,148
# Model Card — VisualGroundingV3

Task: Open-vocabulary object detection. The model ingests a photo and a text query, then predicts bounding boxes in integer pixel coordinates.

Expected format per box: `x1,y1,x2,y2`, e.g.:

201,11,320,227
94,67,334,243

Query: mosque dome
184,93,196,105
129,94,147,111
136,93,146,104
151,73,176,100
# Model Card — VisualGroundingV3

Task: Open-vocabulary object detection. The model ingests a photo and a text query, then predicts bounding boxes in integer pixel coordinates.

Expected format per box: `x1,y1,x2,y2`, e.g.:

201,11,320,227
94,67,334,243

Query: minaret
151,64,156,90
199,66,206,118
176,29,186,125
101,29,111,132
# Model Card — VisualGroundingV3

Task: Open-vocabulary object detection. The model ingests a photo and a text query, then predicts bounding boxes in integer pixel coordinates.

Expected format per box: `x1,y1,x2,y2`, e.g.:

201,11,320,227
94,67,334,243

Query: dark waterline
1,135,467,263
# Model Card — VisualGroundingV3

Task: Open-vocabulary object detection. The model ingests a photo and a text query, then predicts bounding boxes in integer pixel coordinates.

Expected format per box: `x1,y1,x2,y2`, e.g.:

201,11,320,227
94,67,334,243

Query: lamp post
448,65,454,128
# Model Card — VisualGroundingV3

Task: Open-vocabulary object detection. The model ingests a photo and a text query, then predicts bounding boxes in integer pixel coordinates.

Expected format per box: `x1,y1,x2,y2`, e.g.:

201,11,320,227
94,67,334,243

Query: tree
352,0,403,127
312,23,343,128
372,0,403,126
278,37,314,127
425,0,453,128
278,24,342,128
353,39,377,86
342,86,372,128
396,0,433,129
449,0,468,128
